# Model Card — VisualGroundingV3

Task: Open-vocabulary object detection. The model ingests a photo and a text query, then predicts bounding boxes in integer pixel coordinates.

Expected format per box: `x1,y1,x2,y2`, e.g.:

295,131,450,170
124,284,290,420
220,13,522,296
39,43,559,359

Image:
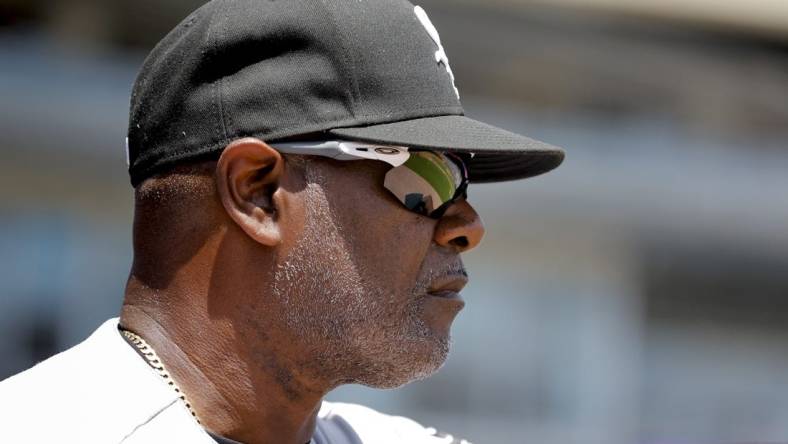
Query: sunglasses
270,140,469,219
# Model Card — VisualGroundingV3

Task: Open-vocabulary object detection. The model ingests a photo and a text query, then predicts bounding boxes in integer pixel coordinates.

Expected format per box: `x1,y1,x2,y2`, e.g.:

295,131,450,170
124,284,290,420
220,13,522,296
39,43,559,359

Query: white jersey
0,318,469,444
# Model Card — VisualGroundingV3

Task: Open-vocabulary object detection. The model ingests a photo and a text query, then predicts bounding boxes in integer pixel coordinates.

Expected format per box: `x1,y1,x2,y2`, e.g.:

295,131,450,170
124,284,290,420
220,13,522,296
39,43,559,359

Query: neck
120,281,326,444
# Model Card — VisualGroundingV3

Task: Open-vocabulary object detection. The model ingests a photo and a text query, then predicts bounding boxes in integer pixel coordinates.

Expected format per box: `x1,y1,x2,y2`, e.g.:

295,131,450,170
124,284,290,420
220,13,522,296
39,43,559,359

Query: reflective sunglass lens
384,151,466,218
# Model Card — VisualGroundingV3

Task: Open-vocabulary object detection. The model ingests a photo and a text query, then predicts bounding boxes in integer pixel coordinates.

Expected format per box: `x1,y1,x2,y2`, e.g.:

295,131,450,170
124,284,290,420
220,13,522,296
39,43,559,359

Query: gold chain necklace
120,329,202,424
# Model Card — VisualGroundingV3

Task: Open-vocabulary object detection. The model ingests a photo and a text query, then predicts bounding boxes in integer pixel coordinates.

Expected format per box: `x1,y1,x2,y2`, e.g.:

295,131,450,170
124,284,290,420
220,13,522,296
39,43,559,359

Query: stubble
271,162,450,389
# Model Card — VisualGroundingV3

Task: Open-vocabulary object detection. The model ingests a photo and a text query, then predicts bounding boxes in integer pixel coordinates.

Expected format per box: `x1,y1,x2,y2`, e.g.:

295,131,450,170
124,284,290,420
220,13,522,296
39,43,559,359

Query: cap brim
329,115,564,183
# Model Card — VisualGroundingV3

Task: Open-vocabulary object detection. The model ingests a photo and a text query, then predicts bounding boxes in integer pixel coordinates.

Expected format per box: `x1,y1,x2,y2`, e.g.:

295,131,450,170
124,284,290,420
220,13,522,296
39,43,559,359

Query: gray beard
271,163,449,389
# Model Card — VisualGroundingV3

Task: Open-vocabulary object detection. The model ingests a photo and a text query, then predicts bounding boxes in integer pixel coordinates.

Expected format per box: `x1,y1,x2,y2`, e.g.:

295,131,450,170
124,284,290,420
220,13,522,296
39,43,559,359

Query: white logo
414,6,459,99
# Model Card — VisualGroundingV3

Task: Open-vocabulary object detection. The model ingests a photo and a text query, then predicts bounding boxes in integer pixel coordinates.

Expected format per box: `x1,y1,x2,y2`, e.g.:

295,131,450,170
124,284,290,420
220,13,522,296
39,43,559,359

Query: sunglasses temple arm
270,141,410,166
269,141,348,160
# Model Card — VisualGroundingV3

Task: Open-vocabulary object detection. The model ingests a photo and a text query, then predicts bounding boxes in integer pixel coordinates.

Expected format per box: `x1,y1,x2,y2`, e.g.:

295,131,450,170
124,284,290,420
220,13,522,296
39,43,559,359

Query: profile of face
219,139,485,390
277,159,484,388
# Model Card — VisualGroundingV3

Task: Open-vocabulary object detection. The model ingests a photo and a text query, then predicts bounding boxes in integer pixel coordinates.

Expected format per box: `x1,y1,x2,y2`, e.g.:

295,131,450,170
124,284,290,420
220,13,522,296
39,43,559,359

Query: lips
427,274,468,299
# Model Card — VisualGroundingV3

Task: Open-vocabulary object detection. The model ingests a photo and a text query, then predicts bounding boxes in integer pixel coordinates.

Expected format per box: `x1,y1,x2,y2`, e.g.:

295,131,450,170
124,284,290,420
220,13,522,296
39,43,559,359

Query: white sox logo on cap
414,5,459,99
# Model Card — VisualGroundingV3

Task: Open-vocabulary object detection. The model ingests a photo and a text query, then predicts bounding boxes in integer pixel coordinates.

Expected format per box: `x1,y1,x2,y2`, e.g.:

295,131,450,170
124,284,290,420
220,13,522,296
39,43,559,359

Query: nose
433,200,485,253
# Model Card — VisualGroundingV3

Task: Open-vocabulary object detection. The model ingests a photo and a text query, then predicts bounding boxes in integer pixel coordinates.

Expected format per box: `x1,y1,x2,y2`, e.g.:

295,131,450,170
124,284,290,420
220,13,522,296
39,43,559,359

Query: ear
215,138,285,246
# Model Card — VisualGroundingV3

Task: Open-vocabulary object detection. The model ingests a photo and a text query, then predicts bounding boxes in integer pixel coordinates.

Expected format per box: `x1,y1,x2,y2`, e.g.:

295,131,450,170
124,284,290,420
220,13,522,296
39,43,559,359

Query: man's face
270,157,484,389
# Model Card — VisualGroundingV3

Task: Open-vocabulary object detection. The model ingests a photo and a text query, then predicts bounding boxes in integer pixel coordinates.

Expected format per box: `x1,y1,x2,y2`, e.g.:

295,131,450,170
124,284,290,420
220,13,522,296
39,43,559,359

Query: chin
352,336,452,389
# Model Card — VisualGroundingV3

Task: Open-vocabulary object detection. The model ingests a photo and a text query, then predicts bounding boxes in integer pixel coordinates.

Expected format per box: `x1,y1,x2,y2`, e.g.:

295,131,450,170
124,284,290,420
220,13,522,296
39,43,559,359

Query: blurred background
2,1,788,443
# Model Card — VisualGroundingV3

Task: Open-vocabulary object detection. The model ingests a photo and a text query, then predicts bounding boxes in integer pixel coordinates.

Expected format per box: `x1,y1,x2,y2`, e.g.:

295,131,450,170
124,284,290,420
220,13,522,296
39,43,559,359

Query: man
0,0,564,442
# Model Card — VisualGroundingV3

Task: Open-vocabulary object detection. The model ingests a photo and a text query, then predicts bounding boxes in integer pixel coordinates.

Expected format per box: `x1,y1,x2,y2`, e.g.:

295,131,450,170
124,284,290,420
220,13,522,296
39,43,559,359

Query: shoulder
316,401,472,444
0,318,194,444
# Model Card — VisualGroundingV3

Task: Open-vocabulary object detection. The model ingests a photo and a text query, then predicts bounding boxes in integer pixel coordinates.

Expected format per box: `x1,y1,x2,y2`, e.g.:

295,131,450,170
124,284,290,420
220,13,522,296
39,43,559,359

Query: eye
403,194,429,214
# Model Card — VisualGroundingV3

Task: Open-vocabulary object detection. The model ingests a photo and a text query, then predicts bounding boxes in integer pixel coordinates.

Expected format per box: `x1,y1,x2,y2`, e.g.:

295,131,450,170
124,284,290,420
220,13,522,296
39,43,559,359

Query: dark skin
120,138,485,444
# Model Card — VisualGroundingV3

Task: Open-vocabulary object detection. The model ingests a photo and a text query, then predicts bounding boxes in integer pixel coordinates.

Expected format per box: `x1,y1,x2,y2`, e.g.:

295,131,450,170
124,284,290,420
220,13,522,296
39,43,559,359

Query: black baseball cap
127,0,564,187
